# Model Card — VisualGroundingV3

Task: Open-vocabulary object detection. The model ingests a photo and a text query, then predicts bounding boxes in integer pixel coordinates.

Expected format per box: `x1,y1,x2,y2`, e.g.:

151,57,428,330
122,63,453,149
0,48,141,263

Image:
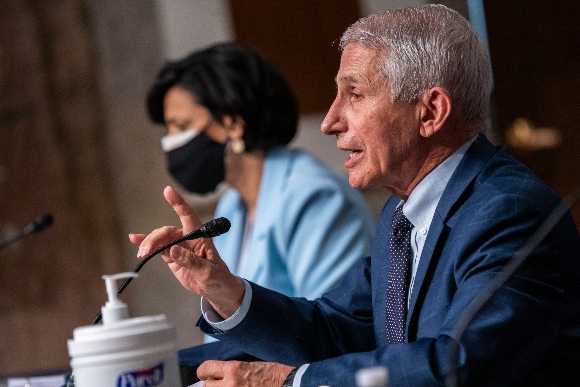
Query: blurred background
0,0,578,377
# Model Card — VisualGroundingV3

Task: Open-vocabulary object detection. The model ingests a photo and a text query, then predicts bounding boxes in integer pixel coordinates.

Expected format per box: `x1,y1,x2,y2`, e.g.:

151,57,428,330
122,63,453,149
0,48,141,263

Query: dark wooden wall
229,0,361,115
0,0,124,375
485,0,580,225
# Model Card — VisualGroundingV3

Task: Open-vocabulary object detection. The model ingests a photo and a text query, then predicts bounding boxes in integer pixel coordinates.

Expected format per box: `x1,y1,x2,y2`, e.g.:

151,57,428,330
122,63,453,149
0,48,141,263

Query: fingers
168,245,197,267
128,233,146,245
197,361,294,387
197,360,226,382
130,186,203,259
168,243,212,269
164,186,203,233
129,233,152,258
134,226,182,258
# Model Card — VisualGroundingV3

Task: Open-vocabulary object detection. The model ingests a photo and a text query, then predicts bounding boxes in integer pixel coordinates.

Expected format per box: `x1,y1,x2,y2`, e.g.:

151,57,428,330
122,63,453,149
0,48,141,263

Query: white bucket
67,314,181,387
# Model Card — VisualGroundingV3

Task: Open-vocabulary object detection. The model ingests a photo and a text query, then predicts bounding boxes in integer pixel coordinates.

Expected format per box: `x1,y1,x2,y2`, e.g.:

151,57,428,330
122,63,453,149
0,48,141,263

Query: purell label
117,363,164,387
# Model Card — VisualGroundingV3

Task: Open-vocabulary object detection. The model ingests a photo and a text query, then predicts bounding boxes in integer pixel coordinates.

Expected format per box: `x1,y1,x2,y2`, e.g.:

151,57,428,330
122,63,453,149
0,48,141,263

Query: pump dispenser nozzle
101,272,138,325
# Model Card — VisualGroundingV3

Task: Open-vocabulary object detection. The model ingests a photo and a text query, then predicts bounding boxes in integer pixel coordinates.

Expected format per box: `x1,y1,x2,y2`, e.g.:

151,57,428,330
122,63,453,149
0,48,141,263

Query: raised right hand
129,186,245,319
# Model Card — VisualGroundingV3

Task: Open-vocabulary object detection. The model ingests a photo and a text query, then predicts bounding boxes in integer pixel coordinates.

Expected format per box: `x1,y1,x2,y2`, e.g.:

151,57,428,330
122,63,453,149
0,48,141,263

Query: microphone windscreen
202,217,231,238
22,213,54,235
34,213,53,232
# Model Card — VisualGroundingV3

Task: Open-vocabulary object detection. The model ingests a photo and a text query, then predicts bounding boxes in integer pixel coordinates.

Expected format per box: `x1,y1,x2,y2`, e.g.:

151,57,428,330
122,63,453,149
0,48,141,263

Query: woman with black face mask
146,42,376,385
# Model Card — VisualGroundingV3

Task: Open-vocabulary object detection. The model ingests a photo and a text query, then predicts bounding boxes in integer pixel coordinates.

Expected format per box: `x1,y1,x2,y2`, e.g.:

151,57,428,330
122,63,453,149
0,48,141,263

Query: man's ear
418,87,452,138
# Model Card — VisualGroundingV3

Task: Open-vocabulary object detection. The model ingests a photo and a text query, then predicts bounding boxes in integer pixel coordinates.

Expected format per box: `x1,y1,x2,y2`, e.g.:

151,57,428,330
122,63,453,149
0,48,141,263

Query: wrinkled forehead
336,43,389,90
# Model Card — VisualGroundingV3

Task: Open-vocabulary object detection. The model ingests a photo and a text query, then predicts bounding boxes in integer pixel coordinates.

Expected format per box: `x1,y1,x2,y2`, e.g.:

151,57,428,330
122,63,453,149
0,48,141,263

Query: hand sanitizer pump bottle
67,273,181,386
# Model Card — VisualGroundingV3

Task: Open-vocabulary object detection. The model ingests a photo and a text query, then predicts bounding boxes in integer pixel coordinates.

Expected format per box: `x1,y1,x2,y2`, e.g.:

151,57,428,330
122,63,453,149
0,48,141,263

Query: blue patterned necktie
386,205,413,343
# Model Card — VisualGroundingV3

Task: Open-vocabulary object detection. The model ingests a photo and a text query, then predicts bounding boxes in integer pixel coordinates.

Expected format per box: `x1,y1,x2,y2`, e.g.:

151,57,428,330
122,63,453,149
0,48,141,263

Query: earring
231,137,246,154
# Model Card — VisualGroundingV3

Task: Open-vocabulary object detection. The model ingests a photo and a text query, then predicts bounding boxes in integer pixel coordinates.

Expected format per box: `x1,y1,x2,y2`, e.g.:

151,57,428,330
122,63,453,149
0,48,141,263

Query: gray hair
340,4,491,135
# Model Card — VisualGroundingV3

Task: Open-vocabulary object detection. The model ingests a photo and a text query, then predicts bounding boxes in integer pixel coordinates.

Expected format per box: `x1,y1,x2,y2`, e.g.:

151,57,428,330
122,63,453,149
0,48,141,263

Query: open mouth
344,149,363,168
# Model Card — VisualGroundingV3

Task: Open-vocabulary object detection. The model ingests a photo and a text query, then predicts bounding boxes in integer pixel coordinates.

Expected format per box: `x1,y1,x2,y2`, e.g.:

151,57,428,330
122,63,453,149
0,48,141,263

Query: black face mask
165,131,226,194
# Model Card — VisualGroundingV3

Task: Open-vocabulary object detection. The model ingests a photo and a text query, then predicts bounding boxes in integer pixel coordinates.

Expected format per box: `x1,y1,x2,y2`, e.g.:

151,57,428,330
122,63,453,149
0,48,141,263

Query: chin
348,176,366,190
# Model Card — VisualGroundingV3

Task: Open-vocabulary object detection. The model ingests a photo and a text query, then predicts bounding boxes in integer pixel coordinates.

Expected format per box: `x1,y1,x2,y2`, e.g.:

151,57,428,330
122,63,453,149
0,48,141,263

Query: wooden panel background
229,0,362,114
0,0,124,375
484,0,580,226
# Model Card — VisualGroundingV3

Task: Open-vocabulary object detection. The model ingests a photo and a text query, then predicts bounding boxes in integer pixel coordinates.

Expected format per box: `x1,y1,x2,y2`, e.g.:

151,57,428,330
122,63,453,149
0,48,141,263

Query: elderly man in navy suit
131,4,580,386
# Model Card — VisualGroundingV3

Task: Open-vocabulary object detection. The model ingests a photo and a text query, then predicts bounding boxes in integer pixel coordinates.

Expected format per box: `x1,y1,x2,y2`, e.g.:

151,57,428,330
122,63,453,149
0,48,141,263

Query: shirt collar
403,136,477,230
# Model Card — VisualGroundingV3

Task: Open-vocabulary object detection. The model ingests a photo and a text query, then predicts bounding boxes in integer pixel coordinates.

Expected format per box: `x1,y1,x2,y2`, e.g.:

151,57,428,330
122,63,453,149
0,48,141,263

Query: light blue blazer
182,146,375,353
213,146,375,299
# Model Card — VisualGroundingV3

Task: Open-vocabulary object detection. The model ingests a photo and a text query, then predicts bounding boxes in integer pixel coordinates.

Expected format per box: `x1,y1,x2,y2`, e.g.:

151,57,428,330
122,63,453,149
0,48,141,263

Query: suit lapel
405,134,499,337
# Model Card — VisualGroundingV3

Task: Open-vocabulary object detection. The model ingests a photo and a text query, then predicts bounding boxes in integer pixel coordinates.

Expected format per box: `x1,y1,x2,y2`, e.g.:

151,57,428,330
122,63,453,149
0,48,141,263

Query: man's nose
321,97,342,136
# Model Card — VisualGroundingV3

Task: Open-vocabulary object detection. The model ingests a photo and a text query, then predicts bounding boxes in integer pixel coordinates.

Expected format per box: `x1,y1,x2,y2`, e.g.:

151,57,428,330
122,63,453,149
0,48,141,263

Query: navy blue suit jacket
198,135,580,386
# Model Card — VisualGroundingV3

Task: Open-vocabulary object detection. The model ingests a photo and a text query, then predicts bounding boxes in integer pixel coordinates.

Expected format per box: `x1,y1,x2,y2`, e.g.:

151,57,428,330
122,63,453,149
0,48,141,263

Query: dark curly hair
147,42,298,152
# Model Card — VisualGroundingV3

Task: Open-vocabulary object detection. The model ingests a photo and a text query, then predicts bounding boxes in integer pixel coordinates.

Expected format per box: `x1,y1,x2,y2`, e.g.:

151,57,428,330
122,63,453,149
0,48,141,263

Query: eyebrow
335,74,361,85
336,74,362,86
